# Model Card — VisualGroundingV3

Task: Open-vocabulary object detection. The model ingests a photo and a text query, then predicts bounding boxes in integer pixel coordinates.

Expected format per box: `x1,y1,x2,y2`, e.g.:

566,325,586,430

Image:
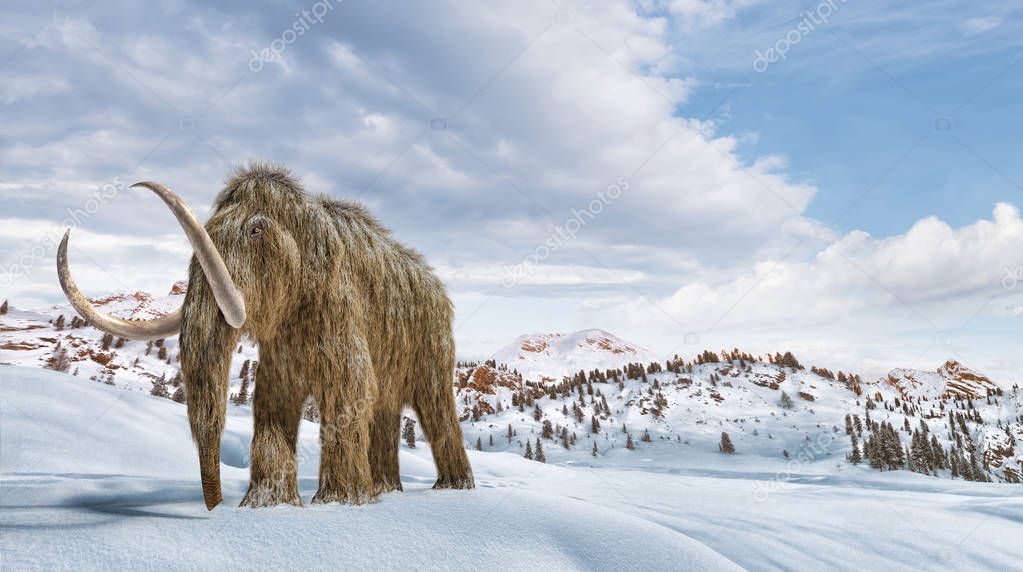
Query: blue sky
1,0,1021,379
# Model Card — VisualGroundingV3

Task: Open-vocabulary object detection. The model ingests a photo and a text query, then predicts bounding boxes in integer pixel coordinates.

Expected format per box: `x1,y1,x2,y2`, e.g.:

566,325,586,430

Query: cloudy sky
2,0,1021,380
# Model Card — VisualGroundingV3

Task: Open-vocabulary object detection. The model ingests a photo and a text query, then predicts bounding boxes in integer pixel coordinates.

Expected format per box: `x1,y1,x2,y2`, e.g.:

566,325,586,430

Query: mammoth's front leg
311,350,378,505
240,363,303,508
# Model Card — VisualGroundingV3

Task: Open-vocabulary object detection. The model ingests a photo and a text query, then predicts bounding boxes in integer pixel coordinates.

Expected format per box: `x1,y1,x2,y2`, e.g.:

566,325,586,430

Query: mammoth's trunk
180,258,240,510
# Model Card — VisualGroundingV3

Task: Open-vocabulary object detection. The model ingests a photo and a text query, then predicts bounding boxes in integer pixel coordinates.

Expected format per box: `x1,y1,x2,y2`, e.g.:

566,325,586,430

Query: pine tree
535,438,546,463
507,424,513,443
626,434,635,450
403,417,416,448
150,374,170,398
780,391,794,409
303,399,320,422
233,372,250,405
590,415,600,434
719,432,736,454
475,436,483,451
45,342,71,373
524,440,533,460
849,434,862,464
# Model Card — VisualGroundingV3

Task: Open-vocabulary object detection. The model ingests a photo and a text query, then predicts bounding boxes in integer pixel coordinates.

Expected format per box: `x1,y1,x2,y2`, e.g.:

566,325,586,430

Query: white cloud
961,16,1003,35
625,203,1023,333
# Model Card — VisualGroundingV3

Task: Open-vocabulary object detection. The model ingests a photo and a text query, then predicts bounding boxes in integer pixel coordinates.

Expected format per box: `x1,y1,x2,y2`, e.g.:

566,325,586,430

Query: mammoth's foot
433,473,475,490
311,482,378,506
239,479,302,508
373,477,404,495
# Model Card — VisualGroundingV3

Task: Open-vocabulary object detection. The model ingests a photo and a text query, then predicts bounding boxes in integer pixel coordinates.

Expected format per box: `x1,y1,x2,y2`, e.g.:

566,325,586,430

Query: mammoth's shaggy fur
181,163,473,507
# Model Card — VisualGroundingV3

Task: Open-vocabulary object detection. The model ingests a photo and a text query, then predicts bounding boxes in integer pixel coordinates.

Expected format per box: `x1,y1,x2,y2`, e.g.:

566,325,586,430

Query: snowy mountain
2,290,1023,568
881,360,1000,400
1,292,1020,483
490,329,657,381
0,284,257,397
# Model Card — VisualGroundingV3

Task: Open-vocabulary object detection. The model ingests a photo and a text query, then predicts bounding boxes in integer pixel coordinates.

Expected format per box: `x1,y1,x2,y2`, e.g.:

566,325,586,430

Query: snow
490,329,657,381
3,365,1022,570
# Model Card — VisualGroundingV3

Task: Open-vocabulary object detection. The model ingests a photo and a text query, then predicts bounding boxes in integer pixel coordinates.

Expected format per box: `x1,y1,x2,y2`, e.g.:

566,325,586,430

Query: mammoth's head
57,164,306,341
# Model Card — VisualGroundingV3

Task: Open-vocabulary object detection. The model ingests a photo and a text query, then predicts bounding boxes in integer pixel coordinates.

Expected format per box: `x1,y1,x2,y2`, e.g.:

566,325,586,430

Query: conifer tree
542,419,554,440
535,438,546,463
849,434,862,464
45,342,71,373
233,372,250,405
719,432,736,454
507,424,513,443
524,440,533,460
780,391,794,410
591,415,600,433
403,417,417,448
150,374,170,398
475,436,483,451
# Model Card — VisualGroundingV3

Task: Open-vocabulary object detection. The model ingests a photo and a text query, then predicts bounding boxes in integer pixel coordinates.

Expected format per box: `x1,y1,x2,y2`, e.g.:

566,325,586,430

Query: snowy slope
0,285,257,397
490,329,657,381
3,289,1020,483
882,360,1001,400
4,366,1023,570
0,366,737,570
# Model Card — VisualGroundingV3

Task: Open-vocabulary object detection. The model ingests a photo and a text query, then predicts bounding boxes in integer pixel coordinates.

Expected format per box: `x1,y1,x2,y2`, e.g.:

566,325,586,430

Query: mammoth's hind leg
412,365,475,490
369,404,402,494
240,368,304,508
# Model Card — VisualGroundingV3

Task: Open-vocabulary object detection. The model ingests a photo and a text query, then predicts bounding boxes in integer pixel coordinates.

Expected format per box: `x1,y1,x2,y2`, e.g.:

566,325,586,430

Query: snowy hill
3,366,1022,570
490,329,657,381
1,293,1020,483
881,360,1001,400
0,285,257,397
0,366,737,570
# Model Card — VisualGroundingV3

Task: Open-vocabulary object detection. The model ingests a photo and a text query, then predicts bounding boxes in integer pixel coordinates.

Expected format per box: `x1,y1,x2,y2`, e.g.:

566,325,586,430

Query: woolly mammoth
57,163,474,509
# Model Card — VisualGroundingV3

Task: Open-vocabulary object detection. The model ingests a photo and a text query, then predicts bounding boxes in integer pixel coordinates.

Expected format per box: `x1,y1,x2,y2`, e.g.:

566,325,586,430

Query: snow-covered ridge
882,359,1000,400
490,328,657,381
1,292,1020,483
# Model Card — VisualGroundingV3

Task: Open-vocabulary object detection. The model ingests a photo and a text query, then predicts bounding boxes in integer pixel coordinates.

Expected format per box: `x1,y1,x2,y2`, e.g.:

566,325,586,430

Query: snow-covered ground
3,366,1021,570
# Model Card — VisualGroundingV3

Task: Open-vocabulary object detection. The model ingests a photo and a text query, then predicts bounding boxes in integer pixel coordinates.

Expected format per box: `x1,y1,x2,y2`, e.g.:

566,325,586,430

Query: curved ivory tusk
131,182,246,328
57,231,183,340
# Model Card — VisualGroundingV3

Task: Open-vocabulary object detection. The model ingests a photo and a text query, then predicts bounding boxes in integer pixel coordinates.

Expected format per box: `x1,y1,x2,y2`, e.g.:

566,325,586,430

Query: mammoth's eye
247,217,269,240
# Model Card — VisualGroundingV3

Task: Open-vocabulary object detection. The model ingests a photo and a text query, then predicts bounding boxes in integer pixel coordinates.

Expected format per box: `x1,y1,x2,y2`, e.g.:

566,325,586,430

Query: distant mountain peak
883,359,998,400
492,329,656,381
